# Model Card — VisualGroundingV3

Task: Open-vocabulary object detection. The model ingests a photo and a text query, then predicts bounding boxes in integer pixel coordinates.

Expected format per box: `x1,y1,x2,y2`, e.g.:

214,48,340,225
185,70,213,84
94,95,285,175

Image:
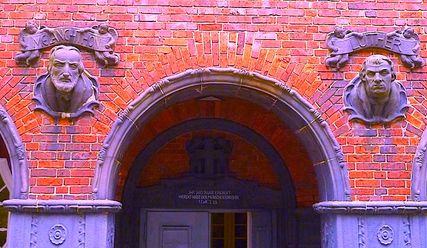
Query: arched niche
0,106,28,199
93,67,351,202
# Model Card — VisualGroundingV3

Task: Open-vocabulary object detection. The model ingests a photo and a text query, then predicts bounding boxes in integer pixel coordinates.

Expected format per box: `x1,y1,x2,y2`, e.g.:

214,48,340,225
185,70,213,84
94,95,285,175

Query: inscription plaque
326,27,424,69
178,190,240,205
16,21,119,67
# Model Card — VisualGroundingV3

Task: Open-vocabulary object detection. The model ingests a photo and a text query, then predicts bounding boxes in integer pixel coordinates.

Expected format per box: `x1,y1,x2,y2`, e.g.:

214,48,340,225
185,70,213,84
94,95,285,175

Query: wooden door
146,211,210,248
250,211,272,248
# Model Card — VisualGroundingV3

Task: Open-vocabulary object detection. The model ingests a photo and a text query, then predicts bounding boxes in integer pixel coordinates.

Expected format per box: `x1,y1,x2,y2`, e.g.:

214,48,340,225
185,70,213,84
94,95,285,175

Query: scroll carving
403,217,411,247
30,216,39,248
358,217,366,248
343,55,409,124
33,45,99,119
326,27,424,69
321,217,335,248
78,215,86,248
16,21,119,67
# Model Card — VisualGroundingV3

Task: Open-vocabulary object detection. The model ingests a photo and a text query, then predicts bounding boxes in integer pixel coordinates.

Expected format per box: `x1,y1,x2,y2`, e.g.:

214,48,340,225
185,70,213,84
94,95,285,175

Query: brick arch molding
0,105,28,199
93,67,351,202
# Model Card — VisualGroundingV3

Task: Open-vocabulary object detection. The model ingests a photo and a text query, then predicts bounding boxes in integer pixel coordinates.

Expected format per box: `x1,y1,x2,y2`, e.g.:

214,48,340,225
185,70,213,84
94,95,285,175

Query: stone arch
0,105,28,199
93,67,351,202
123,118,296,208
411,130,427,200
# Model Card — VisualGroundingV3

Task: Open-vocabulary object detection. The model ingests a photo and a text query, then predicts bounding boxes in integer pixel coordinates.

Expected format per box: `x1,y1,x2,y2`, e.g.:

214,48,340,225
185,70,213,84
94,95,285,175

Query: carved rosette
49,224,67,245
377,225,393,245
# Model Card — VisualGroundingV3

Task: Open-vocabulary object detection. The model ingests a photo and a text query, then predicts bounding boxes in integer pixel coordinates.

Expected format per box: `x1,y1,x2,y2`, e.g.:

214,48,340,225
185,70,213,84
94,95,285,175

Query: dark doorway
117,119,320,247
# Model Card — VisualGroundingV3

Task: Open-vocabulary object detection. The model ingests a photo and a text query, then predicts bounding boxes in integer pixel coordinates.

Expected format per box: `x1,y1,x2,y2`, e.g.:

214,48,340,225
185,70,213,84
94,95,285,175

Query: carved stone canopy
343,55,409,124
326,27,424,69
33,45,99,119
15,21,119,67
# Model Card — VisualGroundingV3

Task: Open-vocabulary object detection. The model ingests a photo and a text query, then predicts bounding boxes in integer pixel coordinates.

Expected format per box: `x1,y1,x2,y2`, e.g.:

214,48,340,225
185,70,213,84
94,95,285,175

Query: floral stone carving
343,55,409,124
49,224,67,245
33,45,99,119
377,225,393,245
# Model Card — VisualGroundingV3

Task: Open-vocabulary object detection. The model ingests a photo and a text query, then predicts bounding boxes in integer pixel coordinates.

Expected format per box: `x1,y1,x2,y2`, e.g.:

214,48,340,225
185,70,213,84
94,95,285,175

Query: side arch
93,67,351,202
0,106,28,199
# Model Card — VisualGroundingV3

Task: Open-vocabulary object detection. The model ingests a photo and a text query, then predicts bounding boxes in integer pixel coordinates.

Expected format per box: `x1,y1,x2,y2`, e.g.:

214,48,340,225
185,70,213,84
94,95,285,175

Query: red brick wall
0,1,426,201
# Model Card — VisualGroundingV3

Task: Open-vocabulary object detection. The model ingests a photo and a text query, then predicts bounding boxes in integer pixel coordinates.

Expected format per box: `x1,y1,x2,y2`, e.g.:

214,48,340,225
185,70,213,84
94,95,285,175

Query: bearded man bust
33,45,99,119
343,54,409,124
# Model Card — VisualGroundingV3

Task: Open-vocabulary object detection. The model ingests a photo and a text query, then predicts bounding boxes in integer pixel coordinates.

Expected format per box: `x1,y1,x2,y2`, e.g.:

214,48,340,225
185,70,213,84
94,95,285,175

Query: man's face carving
364,62,392,98
50,49,81,94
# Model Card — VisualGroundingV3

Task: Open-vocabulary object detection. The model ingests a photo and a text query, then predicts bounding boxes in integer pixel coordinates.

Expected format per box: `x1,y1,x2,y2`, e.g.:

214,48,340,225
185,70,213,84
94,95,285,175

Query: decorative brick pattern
1,1,426,201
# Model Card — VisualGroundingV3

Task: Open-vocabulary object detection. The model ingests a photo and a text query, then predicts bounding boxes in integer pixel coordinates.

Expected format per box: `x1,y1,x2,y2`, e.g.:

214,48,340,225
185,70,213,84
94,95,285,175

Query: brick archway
93,67,351,202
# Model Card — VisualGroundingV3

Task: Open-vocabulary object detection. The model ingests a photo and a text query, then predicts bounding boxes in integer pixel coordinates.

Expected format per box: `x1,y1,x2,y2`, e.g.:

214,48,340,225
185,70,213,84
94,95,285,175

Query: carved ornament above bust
15,20,119,67
343,55,409,124
33,45,99,119
326,27,424,69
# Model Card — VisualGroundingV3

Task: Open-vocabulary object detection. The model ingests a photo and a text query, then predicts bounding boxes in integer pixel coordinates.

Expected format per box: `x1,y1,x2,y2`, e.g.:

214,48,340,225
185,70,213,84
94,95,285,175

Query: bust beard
41,74,95,114
51,78,79,94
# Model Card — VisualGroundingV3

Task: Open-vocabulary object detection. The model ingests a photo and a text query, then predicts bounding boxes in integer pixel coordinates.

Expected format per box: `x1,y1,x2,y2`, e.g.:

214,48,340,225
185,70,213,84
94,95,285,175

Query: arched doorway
93,68,351,247
0,106,28,199
119,117,299,247
0,106,28,247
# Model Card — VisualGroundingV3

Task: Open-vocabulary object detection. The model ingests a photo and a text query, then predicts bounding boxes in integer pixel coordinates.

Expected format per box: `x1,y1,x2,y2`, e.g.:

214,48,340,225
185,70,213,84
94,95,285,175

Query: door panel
251,211,272,248
161,226,191,248
146,211,210,248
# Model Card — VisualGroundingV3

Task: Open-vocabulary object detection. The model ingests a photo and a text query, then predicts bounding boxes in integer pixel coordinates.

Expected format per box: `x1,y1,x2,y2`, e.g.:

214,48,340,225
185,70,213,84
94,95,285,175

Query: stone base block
3,199,121,248
315,201,427,248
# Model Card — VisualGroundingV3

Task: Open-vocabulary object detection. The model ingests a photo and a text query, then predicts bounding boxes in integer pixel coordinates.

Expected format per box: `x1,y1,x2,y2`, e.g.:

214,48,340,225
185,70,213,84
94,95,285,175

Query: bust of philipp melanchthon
33,45,99,119
343,55,409,124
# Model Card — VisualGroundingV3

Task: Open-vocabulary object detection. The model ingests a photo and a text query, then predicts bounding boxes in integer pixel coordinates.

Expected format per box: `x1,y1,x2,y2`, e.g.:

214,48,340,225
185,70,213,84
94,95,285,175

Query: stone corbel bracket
325,27,424,69
15,21,119,67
